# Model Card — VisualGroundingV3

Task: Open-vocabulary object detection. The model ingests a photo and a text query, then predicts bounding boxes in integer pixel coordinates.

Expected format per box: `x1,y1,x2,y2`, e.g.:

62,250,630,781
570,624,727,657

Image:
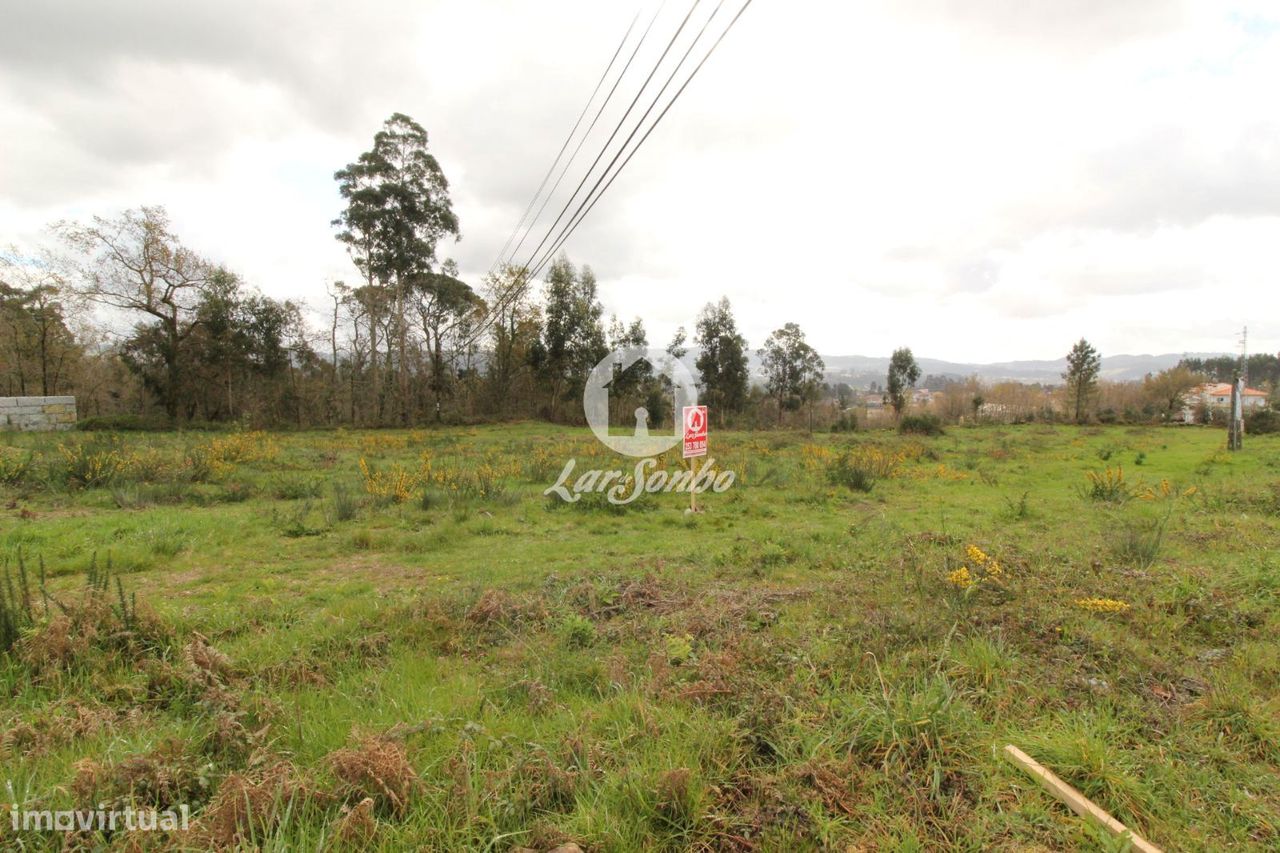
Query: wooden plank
1003,744,1162,853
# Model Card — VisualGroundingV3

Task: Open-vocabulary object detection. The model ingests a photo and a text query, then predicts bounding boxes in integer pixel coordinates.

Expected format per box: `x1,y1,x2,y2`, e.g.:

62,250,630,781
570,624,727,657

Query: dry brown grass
16,595,172,679
330,796,377,849
183,631,236,682
197,761,327,848
465,588,547,629
327,735,420,817
73,739,209,809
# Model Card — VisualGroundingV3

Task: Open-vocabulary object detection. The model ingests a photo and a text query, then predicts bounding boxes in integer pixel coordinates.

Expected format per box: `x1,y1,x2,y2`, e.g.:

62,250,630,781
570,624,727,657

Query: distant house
1181,382,1268,423
911,388,933,406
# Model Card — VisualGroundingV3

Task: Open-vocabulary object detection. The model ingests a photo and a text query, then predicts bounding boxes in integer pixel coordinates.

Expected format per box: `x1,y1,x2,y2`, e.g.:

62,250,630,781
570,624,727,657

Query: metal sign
682,405,707,458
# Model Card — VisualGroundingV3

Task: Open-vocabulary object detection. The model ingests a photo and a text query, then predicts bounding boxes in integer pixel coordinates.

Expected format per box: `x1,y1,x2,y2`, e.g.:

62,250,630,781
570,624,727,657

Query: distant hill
680,350,1231,388
815,352,1230,387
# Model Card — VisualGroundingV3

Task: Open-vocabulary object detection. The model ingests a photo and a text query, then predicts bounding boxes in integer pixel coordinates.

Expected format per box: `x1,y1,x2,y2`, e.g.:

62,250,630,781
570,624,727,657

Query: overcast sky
2,0,1277,362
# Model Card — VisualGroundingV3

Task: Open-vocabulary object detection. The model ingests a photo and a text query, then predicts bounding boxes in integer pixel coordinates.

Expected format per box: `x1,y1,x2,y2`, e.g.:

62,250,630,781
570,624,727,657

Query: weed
1075,597,1131,614
1,551,45,653
827,446,901,492
839,672,974,798
0,447,33,486
272,500,325,538
1001,490,1032,520
218,480,255,503
1019,711,1154,824
664,633,694,665
270,474,323,500
1109,516,1169,569
1081,466,1133,503
650,766,704,834
557,613,597,648
329,481,360,522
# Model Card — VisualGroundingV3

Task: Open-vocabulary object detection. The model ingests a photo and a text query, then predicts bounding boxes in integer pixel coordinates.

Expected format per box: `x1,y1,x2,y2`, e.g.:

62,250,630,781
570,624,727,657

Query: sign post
682,405,708,512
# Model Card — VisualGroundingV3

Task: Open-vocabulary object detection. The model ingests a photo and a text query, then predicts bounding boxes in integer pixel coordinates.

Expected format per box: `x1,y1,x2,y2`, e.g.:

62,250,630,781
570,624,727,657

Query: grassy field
1,422,1278,850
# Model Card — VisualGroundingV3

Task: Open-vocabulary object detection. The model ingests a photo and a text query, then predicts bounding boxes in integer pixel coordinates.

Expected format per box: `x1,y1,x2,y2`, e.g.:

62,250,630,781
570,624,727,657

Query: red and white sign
682,405,708,458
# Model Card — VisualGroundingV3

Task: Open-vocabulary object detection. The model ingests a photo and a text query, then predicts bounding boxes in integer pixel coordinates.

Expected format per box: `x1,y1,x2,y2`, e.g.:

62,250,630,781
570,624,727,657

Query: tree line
3,112,1274,431
0,114,779,428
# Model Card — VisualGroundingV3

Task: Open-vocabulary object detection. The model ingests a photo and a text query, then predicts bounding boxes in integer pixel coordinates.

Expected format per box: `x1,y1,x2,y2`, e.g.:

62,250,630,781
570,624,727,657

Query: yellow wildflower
1074,597,1131,613
947,566,974,589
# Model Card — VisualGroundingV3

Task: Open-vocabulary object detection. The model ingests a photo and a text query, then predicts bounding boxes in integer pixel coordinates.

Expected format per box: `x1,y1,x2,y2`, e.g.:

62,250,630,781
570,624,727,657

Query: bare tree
55,207,211,419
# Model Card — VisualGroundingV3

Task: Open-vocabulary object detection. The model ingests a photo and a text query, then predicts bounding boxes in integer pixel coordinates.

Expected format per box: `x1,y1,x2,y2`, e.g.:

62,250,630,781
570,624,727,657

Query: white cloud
2,0,1278,363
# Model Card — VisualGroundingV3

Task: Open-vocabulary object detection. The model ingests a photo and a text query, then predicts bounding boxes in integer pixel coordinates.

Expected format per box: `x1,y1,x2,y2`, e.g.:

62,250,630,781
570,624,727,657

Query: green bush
830,413,858,433
824,445,896,491
77,414,168,431
54,438,128,489
0,447,34,486
1246,408,1280,435
898,414,944,436
330,482,360,521
270,474,323,500
558,613,597,649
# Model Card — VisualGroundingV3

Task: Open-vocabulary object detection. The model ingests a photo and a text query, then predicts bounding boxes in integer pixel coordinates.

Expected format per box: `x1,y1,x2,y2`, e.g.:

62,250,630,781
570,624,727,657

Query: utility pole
1228,326,1246,451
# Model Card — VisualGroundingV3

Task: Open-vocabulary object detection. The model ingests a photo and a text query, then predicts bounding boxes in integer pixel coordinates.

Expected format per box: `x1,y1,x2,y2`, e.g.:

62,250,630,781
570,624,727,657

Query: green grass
1,422,1278,850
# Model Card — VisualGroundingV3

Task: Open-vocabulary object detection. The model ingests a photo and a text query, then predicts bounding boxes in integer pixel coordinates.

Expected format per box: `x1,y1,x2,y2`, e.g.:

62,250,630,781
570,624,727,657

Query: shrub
55,439,128,489
898,414,944,436
76,414,168,431
358,458,419,504
270,474,323,500
664,634,694,665
185,431,279,482
0,447,34,486
330,482,360,521
5,552,170,671
218,481,255,503
827,446,902,492
1246,408,1280,435
830,413,858,433
272,501,324,538
1081,466,1133,503
558,613,597,648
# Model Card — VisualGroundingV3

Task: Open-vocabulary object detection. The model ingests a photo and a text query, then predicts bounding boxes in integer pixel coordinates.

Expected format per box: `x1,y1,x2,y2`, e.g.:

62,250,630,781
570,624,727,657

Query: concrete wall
0,396,78,431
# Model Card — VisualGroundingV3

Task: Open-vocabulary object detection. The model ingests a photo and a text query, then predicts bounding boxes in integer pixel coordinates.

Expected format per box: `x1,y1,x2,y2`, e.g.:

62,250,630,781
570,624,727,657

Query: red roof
1194,383,1267,398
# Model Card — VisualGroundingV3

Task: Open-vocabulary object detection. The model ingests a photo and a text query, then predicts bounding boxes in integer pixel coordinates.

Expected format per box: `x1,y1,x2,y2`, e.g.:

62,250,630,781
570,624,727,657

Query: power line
498,2,669,277
529,0,754,280
527,0,734,279
488,7,644,278
513,0,705,277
